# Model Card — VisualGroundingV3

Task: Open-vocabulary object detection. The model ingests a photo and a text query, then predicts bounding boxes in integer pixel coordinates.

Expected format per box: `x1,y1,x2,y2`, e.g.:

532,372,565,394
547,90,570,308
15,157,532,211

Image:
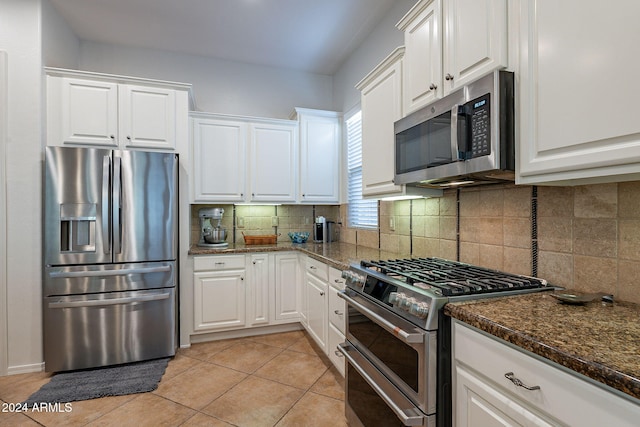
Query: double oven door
338,288,437,427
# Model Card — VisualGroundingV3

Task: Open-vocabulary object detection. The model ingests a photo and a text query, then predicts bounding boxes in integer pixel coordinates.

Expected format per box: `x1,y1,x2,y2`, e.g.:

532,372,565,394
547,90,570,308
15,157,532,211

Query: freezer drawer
44,261,175,296
43,288,176,372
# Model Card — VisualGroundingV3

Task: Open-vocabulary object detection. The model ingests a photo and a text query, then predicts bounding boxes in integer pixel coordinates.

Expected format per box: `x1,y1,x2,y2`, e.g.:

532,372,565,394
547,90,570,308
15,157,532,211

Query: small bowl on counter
288,231,310,244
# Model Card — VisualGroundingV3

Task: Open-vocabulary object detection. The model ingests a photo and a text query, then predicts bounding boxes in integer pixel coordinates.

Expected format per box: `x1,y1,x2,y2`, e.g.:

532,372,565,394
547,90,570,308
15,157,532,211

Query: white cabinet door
305,273,328,353
273,252,300,323
297,109,341,204
247,253,270,327
455,365,555,427
517,0,640,185
193,270,245,331
119,84,176,150
191,116,247,202
358,48,405,197
443,0,507,94
399,0,442,114
59,77,119,147
250,122,297,202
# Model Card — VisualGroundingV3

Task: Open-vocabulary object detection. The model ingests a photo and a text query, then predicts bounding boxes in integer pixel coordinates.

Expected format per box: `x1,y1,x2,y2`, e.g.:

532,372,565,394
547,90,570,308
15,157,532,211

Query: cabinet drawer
454,321,640,427
328,267,345,290
306,257,328,281
194,255,245,271
328,285,346,334
328,322,345,377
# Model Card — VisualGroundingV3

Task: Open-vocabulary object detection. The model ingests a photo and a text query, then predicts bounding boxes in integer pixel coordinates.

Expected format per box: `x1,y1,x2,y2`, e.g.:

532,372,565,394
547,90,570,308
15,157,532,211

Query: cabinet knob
126,135,131,140
320,291,325,296
334,350,343,358
110,135,115,139
302,194,306,197
429,83,437,90
241,277,244,281
252,261,256,265
309,265,316,270
445,73,454,81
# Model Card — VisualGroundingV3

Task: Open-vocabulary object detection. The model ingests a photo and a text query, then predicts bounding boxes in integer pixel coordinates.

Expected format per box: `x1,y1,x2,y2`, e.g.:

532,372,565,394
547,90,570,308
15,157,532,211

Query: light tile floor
0,330,347,426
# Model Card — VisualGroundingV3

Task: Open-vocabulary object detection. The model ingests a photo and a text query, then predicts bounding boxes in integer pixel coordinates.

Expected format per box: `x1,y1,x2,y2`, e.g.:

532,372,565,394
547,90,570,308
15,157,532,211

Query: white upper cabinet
397,0,508,115
46,68,189,151
292,108,341,204
357,48,405,197
517,0,640,185
249,121,297,203
442,0,508,92
398,0,442,113
119,84,176,150
356,48,442,199
190,112,297,203
191,114,247,203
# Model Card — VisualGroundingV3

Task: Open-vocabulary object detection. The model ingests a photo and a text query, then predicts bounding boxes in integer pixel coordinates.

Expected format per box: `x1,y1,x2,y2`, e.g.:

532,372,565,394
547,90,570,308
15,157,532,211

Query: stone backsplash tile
573,218,617,258
619,219,640,261
503,217,531,249
574,183,617,218
574,255,617,294
538,217,572,253
619,182,640,219
618,260,640,304
538,251,574,288
538,186,573,218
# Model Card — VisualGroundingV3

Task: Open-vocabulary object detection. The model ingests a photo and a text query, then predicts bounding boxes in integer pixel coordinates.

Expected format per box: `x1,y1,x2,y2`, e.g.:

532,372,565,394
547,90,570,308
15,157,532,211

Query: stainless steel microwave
394,70,515,188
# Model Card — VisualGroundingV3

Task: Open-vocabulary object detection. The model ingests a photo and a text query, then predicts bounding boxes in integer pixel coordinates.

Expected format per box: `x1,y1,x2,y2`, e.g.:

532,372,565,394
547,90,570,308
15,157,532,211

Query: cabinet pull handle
429,83,437,90
309,266,316,270
334,310,343,316
334,350,343,358
214,262,225,267
504,372,540,391
334,279,343,283
445,73,454,81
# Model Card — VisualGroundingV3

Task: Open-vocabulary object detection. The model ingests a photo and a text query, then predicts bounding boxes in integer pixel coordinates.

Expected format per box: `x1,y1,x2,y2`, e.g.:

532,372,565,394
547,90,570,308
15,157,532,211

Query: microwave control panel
469,94,491,158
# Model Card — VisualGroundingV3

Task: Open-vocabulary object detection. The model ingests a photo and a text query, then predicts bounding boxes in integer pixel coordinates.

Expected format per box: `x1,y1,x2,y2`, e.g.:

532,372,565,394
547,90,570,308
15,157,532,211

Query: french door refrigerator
43,146,178,372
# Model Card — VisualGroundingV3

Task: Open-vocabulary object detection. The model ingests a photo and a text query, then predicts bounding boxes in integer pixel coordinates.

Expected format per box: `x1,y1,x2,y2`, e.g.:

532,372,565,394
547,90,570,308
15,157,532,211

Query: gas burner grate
361,258,546,297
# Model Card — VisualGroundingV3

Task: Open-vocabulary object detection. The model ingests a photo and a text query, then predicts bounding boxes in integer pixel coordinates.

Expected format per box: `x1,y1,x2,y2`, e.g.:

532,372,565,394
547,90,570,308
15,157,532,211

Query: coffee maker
313,216,338,243
198,207,228,248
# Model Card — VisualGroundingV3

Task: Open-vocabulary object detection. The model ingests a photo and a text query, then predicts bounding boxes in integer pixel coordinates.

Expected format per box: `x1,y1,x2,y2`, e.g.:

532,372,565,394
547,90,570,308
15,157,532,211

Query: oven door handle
338,291,425,344
339,343,425,426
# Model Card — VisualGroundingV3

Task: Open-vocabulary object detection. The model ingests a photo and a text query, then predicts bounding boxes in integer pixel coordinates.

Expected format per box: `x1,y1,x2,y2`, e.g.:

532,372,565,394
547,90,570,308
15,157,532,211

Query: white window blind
346,111,378,229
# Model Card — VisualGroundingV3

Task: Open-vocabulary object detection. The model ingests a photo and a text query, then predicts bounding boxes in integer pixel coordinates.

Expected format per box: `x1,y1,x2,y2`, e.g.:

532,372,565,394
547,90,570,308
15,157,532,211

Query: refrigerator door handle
113,155,122,254
49,265,172,279
101,155,111,254
47,291,171,309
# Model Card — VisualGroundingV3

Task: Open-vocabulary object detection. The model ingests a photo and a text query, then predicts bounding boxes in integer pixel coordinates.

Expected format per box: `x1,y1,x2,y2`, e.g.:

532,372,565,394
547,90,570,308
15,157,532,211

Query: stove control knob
389,292,400,304
399,295,414,311
409,302,430,319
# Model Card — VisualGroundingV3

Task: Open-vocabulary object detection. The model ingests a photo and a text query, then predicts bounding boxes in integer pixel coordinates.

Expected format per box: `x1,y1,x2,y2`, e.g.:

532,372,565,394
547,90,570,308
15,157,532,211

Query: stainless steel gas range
337,257,551,427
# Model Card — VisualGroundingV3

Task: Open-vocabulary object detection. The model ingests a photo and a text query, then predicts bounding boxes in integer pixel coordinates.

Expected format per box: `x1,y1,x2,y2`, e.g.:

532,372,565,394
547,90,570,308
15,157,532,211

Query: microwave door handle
113,155,122,254
450,104,461,161
101,155,111,254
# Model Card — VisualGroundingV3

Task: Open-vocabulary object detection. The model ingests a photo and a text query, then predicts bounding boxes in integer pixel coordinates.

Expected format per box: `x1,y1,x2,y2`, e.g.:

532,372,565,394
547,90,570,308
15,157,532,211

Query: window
346,110,378,229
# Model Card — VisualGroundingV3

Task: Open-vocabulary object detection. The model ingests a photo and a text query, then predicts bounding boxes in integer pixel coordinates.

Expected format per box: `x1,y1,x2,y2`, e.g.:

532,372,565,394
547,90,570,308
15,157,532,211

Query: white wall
0,0,44,374
78,42,334,119
332,0,414,113
41,0,80,68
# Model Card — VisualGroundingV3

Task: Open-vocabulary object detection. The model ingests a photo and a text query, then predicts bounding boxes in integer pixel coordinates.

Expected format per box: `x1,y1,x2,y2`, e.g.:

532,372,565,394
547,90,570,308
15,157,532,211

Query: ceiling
49,0,398,75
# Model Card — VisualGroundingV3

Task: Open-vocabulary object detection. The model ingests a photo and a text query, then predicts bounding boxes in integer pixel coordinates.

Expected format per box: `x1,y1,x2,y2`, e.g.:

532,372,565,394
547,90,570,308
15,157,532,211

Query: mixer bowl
203,227,227,244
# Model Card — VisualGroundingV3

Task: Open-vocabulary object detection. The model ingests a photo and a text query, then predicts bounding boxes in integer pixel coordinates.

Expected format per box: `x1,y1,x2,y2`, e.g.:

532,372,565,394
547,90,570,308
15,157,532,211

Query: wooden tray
242,233,278,245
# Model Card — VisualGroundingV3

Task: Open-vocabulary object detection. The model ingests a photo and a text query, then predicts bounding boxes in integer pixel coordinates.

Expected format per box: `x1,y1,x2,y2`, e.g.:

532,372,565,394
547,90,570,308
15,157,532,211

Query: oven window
347,364,406,427
396,110,452,175
349,312,419,392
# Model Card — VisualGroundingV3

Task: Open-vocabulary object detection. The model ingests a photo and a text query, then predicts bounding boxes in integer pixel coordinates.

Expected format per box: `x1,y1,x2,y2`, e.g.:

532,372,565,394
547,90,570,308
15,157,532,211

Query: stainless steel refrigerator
43,146,178,372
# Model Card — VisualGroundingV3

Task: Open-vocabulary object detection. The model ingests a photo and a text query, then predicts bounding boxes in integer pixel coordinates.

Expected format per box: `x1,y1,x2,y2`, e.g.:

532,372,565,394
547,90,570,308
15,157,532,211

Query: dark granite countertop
189,241,407,271
446,292,640,401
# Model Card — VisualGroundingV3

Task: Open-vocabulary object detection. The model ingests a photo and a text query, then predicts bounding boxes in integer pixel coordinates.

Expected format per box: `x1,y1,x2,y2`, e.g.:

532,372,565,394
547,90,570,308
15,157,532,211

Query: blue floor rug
23,357,170,405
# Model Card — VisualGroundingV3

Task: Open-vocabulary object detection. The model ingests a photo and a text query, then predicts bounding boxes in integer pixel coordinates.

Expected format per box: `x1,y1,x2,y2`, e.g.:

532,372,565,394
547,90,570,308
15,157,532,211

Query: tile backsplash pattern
345,181,640,304
190,204,341,245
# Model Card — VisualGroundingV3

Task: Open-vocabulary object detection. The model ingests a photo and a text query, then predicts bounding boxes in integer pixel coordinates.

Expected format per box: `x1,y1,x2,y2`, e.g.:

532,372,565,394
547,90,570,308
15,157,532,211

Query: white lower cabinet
193,253,301,334
193,255,246,331
305,271,328,354
273,252,300,323
453,321,640,427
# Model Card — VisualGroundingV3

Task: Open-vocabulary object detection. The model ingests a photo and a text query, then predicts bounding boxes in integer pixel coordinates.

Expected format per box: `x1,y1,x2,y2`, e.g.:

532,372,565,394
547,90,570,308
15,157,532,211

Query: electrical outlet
304,216,310,225
389,216,396,231
237,217,245,228
271,216,279,226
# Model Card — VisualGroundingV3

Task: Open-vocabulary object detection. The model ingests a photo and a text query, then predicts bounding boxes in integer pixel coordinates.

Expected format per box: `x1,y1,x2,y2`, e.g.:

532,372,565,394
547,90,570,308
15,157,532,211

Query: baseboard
7,362,44,375
189,323,303,345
